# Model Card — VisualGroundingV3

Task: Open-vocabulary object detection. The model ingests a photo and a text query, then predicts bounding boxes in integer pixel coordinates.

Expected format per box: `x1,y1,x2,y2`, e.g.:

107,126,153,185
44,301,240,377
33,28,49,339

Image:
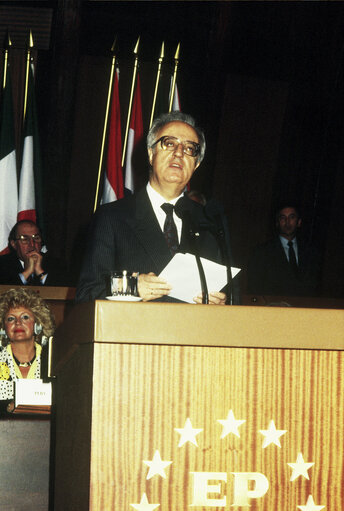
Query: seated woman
0,288,55,406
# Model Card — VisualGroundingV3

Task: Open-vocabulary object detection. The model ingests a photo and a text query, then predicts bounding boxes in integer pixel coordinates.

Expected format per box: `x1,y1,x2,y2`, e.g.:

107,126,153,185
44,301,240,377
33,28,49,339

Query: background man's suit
0,251,67,286
76,188,238,303
247,236,322,296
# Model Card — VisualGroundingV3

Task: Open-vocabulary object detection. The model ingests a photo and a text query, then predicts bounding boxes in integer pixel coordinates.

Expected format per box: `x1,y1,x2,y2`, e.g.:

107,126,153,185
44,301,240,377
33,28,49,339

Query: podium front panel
54,303,344,510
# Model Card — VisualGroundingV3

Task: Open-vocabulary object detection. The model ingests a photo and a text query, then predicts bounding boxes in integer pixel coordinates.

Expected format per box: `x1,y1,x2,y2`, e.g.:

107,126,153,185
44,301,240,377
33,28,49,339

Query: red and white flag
101,69,123,204
124,73,143,193
0,69,18,254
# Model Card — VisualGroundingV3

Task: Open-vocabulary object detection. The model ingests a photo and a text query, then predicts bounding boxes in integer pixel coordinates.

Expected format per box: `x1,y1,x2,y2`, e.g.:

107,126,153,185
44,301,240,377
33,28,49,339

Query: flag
0,69,18,254
169,78,181,112
168,79,188,190
17,64,44,233
101,68,123,204
124,73,143,193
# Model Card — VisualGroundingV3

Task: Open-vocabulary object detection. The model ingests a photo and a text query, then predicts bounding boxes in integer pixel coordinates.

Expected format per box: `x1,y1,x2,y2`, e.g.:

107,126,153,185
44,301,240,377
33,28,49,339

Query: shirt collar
146,182,183,207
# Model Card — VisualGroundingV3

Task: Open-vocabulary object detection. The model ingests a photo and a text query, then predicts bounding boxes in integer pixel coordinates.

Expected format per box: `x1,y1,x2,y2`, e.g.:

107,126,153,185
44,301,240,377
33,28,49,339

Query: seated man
0,220,67,286
76,111,239,304
247,204,322,297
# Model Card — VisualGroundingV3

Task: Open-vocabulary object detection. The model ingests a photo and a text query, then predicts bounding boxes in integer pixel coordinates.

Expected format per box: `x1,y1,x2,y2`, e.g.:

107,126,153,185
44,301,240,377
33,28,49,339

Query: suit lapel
126,189,172,273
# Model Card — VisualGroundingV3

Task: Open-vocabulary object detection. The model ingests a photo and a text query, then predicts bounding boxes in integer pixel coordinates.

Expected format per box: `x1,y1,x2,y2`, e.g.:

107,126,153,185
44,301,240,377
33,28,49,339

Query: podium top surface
54,300,344,354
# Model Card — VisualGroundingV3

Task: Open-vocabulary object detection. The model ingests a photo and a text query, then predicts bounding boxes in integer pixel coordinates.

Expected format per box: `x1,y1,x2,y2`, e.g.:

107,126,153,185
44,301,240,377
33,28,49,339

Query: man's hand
22,250,44,280
138,272,172,301
193,291,227,305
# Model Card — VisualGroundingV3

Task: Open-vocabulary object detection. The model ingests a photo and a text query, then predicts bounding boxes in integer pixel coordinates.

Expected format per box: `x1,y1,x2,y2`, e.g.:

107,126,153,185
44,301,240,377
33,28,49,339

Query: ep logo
190,472,269,507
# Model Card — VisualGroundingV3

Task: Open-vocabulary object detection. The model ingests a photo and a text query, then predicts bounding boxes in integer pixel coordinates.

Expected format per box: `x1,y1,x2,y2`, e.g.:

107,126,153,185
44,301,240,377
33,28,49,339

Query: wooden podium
53,301,344,511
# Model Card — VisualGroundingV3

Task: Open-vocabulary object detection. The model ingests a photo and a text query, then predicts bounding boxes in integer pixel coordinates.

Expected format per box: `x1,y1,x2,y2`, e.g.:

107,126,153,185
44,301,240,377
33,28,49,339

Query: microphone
175,197,209,304
204,199,234,305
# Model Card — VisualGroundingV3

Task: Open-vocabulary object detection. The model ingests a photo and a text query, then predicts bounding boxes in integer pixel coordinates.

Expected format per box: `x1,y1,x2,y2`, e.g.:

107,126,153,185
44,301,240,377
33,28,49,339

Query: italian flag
0,70,18,254
18,64,44,231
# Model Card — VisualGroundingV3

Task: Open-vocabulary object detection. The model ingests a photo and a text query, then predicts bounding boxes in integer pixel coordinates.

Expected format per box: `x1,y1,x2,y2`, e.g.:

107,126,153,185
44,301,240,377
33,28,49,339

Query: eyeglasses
15,234,42,244
152,136,200,158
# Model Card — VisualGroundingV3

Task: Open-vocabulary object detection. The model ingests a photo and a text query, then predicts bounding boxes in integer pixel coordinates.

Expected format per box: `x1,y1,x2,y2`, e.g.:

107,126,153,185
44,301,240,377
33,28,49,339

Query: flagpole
23,30,34,123
149,41,164,128
93,40,117,213
2,32,12,89
168,42,180,112
121,37,140,167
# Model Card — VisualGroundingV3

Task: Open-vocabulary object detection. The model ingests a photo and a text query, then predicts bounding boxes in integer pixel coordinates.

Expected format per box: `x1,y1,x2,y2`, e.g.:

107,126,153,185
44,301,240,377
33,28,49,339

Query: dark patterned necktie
288,240,299,276
161,203,179,255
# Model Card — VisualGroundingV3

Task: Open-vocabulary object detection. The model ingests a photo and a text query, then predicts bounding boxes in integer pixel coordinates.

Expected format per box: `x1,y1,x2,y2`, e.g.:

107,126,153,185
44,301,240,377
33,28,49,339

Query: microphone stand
190,230,209,305
212,215,233,305
204,201,234,305
177,202,209,304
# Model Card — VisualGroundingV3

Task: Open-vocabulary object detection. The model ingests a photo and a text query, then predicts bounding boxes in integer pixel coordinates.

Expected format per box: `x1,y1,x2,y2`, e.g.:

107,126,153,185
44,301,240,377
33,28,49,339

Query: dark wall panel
212,73,289,290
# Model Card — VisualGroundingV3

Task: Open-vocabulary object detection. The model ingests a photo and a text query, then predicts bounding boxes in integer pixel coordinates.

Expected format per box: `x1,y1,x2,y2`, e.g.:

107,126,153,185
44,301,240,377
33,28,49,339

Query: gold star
143,450,172,479
130,493,160,510
259,419,287,448
174,418,203,447
288,452,314,481
217,409,246,438
297,495,325,511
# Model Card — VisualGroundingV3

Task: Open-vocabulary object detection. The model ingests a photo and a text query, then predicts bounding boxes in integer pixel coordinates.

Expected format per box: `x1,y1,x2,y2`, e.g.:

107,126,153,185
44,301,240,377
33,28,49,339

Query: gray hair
147,112,206,164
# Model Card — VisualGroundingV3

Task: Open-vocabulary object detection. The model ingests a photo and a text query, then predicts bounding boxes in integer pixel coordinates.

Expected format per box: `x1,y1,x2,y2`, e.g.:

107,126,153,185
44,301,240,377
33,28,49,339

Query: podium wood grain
87,344,343,510
54,303,344,510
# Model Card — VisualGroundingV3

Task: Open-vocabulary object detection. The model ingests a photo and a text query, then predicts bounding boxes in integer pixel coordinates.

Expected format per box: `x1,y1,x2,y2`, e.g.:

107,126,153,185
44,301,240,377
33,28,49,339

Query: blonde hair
0,288,55,339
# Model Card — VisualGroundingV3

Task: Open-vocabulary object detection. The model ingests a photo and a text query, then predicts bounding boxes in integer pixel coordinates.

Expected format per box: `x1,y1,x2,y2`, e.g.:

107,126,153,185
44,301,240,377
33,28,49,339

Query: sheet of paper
159,252,240,303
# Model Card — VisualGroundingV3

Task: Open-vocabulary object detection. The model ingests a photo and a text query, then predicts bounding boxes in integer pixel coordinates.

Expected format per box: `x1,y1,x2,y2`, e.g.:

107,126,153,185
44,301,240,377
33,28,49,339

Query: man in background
247,204,322,297
0,220,67,286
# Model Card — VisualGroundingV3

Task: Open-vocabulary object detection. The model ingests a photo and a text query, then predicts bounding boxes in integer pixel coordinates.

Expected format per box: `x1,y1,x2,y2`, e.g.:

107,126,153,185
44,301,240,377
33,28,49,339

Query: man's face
277,207,301,239
10,223,42,261
148,121,200,198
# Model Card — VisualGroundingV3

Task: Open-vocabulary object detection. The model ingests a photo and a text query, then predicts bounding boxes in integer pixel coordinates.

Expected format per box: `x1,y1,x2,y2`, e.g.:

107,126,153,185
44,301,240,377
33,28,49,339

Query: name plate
14,379,52,414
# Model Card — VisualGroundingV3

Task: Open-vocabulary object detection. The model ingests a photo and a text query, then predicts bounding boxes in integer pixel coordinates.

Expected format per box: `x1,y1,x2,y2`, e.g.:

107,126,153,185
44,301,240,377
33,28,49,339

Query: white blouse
0,342,42,400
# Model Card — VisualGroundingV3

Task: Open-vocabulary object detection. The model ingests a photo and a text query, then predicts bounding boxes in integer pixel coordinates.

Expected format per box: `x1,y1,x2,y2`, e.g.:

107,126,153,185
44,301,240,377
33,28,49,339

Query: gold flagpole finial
93,38,117,212
23,30,34,123
2,31,12,89
149,41,165,128
174,42,180,60
133,36,140,55
169,42,180,113
121,37,140,167
29,29,34,48
110,36,117,53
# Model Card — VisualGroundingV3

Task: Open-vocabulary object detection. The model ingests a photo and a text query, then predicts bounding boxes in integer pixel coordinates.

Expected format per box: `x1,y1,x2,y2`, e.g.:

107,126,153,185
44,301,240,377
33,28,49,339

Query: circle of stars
130,410,325,510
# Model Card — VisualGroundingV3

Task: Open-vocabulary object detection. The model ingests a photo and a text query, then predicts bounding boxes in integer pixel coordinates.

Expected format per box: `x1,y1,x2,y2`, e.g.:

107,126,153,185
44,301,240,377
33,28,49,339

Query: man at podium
76,112,238,304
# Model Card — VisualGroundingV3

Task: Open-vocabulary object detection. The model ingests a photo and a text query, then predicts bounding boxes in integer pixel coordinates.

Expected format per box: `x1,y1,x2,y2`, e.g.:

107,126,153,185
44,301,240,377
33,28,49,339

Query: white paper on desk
159,252,240,303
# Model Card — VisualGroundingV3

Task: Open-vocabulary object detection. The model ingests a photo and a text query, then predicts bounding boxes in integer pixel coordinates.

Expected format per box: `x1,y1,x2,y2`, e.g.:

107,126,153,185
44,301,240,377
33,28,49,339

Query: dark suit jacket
76,188,239,303
247,236,322,297
0,251,68,287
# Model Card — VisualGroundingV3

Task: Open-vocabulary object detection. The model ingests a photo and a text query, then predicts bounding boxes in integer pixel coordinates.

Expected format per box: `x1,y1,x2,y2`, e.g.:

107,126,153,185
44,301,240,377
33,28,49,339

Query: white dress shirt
279,236,299,264
146,183,184,242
